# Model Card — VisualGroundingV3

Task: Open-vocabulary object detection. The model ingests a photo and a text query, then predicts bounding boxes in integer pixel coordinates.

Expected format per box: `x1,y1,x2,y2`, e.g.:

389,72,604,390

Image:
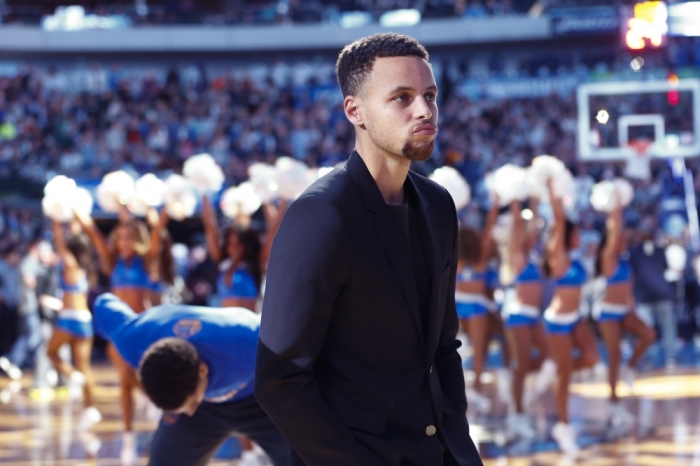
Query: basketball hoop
624,138,653,180
627,138,654,157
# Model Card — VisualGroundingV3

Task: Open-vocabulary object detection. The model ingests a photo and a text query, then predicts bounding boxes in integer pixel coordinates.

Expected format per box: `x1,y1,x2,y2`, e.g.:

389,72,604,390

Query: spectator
629,234,678,367
0,241,41,379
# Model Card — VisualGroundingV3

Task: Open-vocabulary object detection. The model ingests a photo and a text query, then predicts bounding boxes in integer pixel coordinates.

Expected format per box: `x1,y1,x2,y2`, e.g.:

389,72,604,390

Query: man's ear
199,362,208,379
344,96,363,128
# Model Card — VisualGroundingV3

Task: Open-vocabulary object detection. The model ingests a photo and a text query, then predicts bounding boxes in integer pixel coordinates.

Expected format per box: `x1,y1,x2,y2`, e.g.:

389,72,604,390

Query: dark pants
149,395,289,466
5,310,42,369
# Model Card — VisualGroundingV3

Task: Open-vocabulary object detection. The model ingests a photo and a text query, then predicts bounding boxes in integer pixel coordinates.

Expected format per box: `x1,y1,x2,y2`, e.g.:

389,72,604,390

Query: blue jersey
93,293,259,403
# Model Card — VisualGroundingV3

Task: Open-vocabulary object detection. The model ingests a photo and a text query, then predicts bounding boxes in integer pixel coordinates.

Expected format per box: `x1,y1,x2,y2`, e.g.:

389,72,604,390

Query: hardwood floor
0,365,699,465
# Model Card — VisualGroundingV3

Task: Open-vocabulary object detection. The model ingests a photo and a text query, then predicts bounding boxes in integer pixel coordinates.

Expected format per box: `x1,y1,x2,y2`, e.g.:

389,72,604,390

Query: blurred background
0,1,699,464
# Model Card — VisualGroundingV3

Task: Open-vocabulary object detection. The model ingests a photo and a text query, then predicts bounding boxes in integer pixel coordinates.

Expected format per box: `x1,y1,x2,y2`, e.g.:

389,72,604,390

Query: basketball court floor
0,363,699,465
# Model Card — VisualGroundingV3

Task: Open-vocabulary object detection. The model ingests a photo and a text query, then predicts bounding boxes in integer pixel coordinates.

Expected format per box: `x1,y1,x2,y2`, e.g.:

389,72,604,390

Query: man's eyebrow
387,85,438,95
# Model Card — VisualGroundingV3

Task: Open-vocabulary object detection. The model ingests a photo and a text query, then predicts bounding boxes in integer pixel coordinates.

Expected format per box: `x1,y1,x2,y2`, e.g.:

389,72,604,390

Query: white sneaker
466,387,492,414
507,413,536,439
0,357,22,381
495,368,513,405
69,371,86,399
610,402,634,428
120,432,137,465
46,369,59,388
535,359,557,395
620,365,635,391
240,450,263,466
552,421,579,454
70,371,86,387
78,406,102,432
79,431,102,456
593,361,608,380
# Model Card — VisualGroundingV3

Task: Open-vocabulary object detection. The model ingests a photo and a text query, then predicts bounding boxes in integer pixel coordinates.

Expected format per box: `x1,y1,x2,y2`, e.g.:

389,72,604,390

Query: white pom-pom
488,164,529,205
665,243,687,281
128,174,165,216
275,157,310,200
42,196,74,223
590,178,634,212
526,155,574,205
72,187,94,218
248,163,280,204
551,168,575,204
44,175,76,197
42,176,78,222
590,180,616,212
96,170,135,213
220,182,262,219
613,178,634,207
428,167,471,210
162,174,197,221
526,155,566,197
183,153,225,194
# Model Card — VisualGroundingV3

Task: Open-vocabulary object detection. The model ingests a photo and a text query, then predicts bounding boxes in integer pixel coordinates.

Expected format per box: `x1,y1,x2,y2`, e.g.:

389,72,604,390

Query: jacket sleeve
434,192,469,415
255,195,384,466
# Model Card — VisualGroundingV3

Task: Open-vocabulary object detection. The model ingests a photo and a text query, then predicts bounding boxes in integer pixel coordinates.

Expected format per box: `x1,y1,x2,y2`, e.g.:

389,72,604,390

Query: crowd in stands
2,0,542,27
0,42,698,356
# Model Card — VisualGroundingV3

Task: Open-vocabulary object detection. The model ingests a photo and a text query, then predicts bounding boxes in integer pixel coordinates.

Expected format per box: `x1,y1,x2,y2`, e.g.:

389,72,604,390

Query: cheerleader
543,179,599,454
46,220,101,431
595,199,655,426
202,194,267,464
74,208,168,464
202,195,262,311
502,198,555,438
456,200,499,413
125,206,175,307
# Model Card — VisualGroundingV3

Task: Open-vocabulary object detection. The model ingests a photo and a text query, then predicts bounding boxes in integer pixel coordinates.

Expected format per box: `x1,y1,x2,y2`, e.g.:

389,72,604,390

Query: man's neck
355,141,410,206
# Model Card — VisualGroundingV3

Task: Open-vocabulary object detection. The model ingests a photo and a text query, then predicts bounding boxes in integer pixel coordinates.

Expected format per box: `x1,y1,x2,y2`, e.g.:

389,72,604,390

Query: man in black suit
255,33,483,466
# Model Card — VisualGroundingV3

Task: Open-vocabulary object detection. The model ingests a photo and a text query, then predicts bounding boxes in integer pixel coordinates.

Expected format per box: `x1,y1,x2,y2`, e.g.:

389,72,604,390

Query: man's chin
401,141,434,162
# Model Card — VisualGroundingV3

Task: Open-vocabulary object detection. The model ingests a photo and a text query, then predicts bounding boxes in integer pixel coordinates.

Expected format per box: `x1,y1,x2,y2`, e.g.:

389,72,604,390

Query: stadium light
379,9,421,28
668,2,700,36
630,57,645,71
625,1,668,50
41,5,131,30
339,11,372,28
668,89,680,105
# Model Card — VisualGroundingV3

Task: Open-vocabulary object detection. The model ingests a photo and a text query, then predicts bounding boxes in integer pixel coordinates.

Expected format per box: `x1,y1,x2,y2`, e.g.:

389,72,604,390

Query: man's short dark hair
335,33,429,98
139,338,201,411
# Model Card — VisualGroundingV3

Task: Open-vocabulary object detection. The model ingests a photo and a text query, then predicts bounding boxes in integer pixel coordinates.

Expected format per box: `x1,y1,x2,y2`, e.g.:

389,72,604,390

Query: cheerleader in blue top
595,198,655,426
202,195,262,311
456,199,499,413
46,220,101,431
131,207,176,307
202,194,272,460
543,178,599,454
501,198,555,438
74,206,169,463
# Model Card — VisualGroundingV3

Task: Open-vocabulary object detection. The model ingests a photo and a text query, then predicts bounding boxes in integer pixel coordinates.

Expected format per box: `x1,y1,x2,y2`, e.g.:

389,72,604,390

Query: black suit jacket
256,152,482,466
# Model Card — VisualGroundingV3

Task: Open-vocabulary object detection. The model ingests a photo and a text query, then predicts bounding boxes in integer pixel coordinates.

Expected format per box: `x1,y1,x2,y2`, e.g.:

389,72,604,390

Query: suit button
429,366,433,373
426,425,436,436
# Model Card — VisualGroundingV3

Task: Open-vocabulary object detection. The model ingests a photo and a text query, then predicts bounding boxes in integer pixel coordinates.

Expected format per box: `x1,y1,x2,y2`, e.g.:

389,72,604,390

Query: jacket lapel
406,172,443,353
345,152,425,343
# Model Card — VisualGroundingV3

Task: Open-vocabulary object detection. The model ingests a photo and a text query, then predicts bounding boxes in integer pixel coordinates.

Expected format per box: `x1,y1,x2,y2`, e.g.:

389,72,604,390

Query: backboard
577,79,700,161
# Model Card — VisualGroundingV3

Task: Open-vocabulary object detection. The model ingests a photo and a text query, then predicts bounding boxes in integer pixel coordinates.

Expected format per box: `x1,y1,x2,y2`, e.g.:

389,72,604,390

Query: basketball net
624,138,653,181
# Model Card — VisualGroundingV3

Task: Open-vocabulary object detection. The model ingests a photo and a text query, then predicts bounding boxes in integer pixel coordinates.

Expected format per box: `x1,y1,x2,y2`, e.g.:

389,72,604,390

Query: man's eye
425,93,436,101
394,94,407,102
